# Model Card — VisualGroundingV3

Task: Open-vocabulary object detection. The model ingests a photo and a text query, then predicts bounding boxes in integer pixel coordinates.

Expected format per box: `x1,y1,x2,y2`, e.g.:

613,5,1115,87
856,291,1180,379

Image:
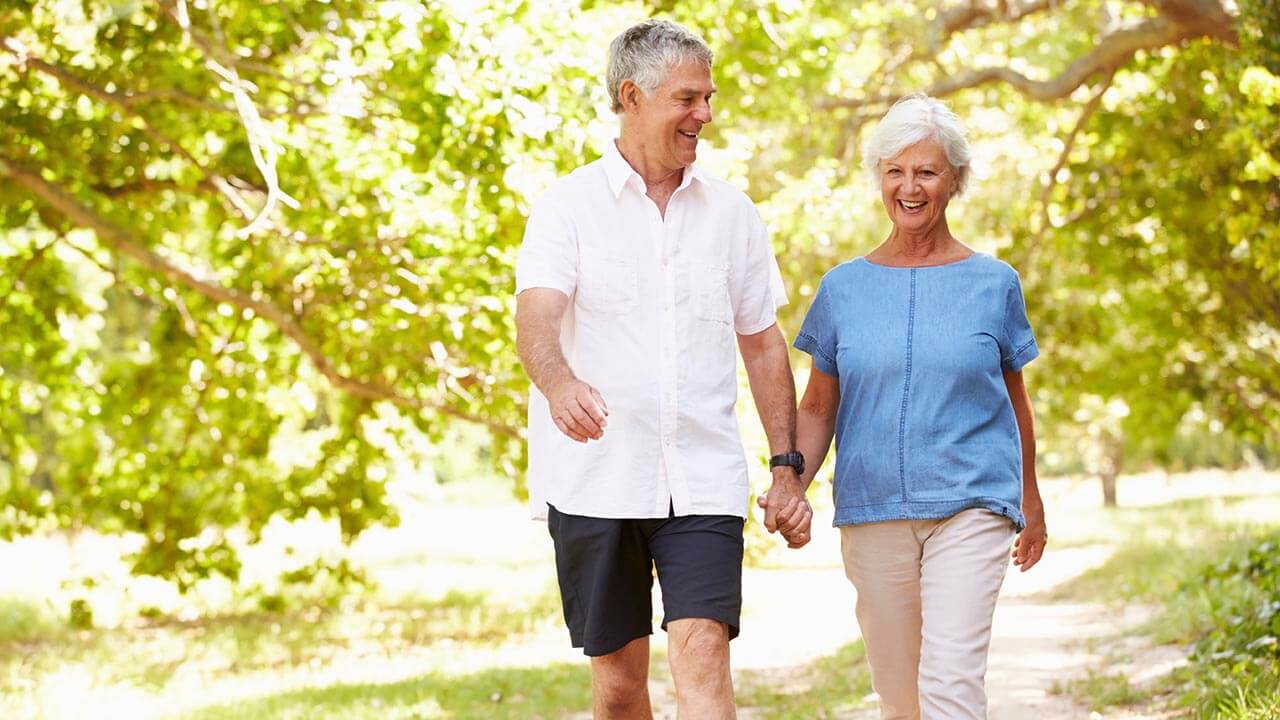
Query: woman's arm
755,360,839,548
1004,369,1047,572
797,363,840,492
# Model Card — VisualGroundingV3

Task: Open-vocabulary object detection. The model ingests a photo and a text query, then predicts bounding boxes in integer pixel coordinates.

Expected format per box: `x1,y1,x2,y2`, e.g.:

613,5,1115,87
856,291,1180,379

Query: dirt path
633,532,1171,718
425,470,1280,718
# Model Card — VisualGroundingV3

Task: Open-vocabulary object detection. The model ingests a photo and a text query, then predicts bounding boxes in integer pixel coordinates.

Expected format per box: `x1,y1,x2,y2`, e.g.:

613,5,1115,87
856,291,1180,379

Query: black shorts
547,504,745,657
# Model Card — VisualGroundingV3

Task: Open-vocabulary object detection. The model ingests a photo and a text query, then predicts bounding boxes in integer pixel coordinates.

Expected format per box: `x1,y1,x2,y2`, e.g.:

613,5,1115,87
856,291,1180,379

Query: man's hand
758,469,812,547
547,377,608,443
1013,497,1047,572
755,491,813,548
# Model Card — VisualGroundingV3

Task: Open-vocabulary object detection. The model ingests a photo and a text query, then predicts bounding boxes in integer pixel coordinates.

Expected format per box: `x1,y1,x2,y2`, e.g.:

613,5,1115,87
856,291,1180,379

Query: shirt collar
602,139,704,199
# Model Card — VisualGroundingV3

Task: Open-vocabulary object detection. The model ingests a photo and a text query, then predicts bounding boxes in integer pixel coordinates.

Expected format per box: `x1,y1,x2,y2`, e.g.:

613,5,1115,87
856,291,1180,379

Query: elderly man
515,18,809,720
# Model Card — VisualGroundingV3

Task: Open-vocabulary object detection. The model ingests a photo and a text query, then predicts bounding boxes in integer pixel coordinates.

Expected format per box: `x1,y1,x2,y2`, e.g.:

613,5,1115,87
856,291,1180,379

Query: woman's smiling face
879,139,957,237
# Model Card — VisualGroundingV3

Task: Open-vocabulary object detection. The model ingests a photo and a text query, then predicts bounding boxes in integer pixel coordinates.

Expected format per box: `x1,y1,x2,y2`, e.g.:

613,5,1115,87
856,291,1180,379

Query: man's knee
592,639,650,709
670,619,730,667
593,670,649,716
595,666,647,694
597,688,648,716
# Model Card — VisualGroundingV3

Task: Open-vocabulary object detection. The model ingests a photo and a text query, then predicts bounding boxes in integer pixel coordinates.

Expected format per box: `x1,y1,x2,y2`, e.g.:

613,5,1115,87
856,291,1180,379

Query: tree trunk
1099,433,1125,507
1101,468,1119,507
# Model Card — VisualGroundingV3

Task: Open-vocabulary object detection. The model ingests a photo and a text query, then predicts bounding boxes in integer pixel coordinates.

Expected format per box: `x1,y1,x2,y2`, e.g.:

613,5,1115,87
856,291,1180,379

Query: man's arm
737,323,809,541
516,288,608,442
757,361,839,548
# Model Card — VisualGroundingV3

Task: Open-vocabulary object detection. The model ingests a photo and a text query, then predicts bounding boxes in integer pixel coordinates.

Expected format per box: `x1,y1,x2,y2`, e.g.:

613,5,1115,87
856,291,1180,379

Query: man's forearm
515,292,576,397
743,339,797,456
518,329,575,397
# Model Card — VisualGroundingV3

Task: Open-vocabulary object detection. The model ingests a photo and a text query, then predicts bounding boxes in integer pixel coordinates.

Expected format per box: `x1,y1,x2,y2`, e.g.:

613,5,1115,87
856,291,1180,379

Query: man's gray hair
863,93,973,197
607,19,713,114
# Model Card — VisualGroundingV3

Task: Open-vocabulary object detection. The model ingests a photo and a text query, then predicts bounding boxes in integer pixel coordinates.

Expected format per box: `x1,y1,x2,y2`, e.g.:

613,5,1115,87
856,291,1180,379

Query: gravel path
636,527,1176,718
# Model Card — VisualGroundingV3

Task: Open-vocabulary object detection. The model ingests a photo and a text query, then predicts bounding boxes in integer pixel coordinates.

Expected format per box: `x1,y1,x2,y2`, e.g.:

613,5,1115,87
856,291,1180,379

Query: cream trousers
841,508,1016,720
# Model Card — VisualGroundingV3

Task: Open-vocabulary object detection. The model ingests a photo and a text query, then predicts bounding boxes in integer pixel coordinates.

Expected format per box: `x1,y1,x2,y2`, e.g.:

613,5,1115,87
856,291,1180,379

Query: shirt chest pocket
694,261,732,325
577,255,638,315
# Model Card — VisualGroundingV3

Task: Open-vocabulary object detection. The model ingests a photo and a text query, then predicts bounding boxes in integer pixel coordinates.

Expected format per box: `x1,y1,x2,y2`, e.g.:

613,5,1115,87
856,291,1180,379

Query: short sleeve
1000,271,1039,372
793,277,838,377
730,205,788,335
515,196,577,297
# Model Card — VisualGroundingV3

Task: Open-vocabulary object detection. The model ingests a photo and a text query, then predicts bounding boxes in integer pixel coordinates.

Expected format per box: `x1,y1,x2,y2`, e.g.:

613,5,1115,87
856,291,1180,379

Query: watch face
772,453,804,473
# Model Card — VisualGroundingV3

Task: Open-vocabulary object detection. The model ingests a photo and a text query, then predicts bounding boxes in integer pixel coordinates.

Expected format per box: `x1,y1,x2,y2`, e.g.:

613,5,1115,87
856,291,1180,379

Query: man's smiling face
629,58,716,174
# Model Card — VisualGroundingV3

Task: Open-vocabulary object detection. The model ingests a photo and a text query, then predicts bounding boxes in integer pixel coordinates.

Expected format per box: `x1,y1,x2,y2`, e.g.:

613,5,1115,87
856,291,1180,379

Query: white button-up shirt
516,140,787,520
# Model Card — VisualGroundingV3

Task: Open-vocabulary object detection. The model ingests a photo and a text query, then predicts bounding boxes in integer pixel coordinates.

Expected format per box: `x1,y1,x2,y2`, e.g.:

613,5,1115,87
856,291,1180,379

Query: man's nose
694,100,712,124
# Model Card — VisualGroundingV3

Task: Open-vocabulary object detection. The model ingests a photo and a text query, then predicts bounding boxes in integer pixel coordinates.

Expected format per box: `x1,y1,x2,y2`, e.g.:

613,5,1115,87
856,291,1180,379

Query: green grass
1204,684,1280,720
174,662,592,720
737,640,874,719
1047,495,1280,717
5,480,1276,720
1049,670,1143,712
1046,496,1272,598
0,586,565,716
0,595,62,645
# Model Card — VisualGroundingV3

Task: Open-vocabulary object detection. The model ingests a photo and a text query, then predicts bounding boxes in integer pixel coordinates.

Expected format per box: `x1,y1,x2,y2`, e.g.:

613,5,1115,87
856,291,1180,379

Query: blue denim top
794,253,1038,530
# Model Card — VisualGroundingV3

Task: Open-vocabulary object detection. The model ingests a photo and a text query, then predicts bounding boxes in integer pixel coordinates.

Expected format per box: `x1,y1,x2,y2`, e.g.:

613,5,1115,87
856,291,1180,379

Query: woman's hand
756,490,813,548
1012,498,1047,572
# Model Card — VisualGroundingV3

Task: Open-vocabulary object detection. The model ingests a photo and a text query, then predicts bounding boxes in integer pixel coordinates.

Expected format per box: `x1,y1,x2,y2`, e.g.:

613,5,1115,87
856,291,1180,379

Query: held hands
1013,497,1047,572
547,377,609,443
757,469,813,549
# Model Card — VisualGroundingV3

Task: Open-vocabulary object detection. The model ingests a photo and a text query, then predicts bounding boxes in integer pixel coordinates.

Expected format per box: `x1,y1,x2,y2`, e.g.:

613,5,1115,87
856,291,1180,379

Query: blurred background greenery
0,0,1278,717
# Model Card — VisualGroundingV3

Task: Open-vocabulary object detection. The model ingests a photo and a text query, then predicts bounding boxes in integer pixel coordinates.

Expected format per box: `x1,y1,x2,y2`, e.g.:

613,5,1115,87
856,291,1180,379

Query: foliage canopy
1,0,1276,585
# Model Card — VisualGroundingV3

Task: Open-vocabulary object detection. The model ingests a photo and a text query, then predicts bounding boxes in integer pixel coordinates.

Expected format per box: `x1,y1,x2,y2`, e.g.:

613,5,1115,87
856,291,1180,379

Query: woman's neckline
856,252,983,269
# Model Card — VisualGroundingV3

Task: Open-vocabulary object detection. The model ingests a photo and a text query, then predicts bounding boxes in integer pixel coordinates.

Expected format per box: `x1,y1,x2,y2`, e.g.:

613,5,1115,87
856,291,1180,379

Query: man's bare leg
591,636,653,719
667,618,735,719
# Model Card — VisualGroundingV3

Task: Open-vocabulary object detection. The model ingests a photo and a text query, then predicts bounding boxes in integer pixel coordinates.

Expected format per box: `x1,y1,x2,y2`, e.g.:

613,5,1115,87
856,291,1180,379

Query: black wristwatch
768,451,805,476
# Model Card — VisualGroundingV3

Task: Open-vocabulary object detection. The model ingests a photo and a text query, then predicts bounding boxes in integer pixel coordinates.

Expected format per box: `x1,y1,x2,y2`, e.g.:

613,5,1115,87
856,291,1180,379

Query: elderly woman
779,94,1048,718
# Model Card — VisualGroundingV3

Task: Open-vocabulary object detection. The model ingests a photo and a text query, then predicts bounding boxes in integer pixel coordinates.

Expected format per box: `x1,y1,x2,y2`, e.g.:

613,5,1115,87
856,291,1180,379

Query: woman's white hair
862,93,972,197
607,20,713,114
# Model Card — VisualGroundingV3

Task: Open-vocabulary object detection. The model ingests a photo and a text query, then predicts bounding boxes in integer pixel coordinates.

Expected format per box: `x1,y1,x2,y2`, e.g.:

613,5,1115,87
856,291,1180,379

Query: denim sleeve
793,277,838,377
1001,271,1039,372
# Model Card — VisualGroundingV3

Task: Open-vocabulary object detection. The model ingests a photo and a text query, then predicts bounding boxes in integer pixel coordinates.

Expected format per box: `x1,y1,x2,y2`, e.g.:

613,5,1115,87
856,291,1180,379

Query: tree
0,0,610,586
1,0,1273,590
670,0,1275,504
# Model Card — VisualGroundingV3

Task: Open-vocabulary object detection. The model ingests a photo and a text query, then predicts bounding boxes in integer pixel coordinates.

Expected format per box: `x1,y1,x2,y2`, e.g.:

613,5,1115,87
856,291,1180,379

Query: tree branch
0,234,59,309
1138,0,1238,40
0,157,523,440
924,17,1198,101
932,0,1058,54
1228,381,1280,434
1038,71,1115,223
944,0,1053,33
824,1,1238,110
94,177,221,198
0,37,268,222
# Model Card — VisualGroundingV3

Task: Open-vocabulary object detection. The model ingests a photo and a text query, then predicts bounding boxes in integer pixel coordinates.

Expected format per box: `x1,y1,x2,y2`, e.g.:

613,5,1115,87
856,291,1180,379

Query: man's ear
618,79,641,113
